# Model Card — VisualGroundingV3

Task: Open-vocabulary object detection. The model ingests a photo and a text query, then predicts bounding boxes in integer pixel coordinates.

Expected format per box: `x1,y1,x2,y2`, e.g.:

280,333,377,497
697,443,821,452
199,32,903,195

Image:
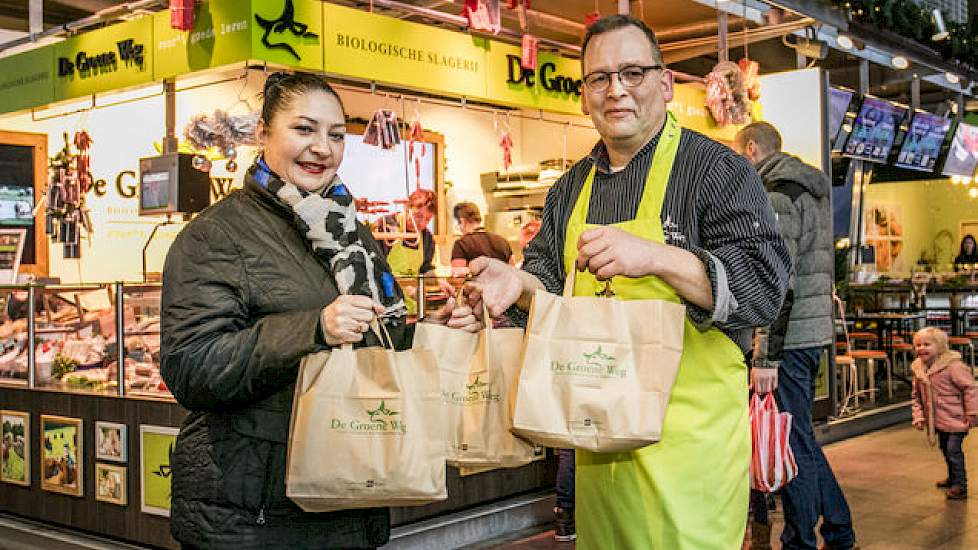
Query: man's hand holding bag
512,269,686,452
414,296,542,469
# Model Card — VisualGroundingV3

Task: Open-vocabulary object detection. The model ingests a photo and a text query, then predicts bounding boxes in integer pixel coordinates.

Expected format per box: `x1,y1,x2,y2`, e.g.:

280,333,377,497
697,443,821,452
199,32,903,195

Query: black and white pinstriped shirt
515,127,792,353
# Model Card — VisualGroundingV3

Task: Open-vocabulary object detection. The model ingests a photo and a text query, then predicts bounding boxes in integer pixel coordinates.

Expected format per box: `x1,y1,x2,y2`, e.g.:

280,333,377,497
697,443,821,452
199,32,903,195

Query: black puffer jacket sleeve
161,217,322,412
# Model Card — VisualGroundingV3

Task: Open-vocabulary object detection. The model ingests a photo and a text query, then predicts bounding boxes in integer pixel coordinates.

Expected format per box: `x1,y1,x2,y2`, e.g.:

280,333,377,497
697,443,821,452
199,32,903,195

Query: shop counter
0,282,556,549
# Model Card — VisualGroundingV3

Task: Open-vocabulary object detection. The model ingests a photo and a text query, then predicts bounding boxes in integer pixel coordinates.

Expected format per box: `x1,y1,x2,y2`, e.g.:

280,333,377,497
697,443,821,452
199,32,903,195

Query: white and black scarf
251,159,406,319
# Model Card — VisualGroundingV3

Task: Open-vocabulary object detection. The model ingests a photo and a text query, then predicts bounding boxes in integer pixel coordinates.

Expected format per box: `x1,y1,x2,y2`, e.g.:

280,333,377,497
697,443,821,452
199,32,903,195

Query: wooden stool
849,332,878,350
890,342,914,379
848,349,892,401
835,355,860,415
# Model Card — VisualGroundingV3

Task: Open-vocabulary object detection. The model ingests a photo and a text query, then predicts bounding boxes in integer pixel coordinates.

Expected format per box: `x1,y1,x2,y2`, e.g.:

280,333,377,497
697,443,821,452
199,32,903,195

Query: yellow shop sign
485,41,582,114
53,16,153,102
323,3,488,99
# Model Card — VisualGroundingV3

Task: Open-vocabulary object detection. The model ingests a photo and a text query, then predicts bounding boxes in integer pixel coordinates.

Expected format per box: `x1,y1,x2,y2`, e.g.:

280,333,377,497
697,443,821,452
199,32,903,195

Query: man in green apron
467,15,790,549
383,189,437,315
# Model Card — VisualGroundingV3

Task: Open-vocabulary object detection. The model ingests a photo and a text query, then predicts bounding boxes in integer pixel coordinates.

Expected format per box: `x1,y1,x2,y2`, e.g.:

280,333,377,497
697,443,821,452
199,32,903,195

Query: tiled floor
491,423,978,549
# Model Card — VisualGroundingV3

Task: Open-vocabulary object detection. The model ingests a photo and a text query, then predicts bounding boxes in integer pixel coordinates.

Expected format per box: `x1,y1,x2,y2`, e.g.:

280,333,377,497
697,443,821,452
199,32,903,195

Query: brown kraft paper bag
286,322,447,512
512,270,686,452
414,309,542,469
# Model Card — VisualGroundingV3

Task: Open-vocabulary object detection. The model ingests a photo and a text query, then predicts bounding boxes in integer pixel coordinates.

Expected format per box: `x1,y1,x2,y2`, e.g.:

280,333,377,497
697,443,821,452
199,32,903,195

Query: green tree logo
466,376,488,392
366,400,399,422
582,346,614,363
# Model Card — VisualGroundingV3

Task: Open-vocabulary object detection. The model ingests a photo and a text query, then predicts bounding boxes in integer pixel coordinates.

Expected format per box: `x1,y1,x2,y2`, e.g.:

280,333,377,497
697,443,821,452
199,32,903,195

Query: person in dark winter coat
735,122,856,550
161,72,479,550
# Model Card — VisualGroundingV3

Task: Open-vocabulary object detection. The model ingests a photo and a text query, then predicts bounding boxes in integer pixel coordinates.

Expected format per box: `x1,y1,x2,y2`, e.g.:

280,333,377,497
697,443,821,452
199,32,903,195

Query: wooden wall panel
1,385,557,545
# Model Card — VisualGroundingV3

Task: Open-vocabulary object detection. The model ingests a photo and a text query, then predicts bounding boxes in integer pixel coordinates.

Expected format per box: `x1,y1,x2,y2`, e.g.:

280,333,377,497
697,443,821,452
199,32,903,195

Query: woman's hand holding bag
320,295,385,345
287,318,446,512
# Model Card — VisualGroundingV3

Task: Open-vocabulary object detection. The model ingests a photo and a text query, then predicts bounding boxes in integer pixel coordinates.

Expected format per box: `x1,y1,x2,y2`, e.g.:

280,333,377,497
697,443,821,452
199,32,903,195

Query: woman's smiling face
258,89,347,193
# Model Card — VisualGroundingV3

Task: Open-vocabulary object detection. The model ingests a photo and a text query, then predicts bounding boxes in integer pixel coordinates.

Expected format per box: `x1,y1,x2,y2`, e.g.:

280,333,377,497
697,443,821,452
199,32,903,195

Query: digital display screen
0,145,36,226
827,87,854,143
894,111,951,172
140,172,171,211
842,96,908,163
942,122,978,178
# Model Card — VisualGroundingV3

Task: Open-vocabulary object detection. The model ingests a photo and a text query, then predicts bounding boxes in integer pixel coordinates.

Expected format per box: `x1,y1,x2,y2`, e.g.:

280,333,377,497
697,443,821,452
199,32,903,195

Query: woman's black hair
260,71,345,124
961,234,977,256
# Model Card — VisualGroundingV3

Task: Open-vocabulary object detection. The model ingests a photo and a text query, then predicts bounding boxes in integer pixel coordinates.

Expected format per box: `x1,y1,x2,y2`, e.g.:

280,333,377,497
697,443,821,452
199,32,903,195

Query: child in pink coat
911,327,978,500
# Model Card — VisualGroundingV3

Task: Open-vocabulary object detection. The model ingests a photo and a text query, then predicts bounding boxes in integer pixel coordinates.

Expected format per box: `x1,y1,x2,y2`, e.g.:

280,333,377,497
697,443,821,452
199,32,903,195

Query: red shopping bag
750,393,798,492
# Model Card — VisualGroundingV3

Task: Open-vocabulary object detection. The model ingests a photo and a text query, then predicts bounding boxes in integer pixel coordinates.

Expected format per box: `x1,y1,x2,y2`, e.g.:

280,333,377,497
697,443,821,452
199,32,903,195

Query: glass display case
117,282,167,398
32,283,116,395
0,282,170,399
0,284,31,385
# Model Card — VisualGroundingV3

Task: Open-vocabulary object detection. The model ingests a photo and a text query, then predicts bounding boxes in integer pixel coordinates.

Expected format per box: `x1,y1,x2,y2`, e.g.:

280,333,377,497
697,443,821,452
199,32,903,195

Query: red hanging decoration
73,131,93,194
462,0,495,32
407,121,426,190
169,0,195,31
499,132,513,171
521,34,538,70
585,11,601,27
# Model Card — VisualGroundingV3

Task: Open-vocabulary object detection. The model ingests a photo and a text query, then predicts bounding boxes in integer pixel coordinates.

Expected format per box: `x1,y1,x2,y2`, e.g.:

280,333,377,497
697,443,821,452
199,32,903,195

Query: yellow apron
566,113,749,549
387,239,424,315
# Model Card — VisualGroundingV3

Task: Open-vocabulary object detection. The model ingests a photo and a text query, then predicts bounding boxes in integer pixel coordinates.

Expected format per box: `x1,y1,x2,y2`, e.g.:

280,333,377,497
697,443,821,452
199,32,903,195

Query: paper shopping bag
414,310,541,469
512,270,686,452
750,393,798,492
286,322,446,512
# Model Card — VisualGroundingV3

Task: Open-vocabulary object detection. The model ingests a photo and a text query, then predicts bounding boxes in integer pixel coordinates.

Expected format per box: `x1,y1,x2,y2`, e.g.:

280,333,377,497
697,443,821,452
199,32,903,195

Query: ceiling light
837,34,854,50
946,72,961,84
891,55,909,70
932,9,950,41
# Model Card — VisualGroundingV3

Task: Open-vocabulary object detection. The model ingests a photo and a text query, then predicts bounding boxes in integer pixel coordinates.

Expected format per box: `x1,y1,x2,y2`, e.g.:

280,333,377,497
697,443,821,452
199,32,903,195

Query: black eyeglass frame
582,64,665,92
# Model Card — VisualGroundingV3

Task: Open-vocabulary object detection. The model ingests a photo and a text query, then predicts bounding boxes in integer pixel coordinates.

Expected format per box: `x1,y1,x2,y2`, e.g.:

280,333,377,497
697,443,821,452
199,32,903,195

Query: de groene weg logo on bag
550,345,627,379
330,399,407,434
441,375,502,405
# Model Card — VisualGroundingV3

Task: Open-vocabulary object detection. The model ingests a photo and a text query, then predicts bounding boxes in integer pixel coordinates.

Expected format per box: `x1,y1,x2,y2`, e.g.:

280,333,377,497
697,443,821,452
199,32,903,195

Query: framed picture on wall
140,425,178,517
40,415,83,496
95,421,127,463
1,410,29,486
864,203,905,272
95,462,127,506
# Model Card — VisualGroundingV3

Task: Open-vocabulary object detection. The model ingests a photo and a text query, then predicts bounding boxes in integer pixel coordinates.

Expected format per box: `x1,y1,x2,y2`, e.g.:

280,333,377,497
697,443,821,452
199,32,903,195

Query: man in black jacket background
735,122,857,550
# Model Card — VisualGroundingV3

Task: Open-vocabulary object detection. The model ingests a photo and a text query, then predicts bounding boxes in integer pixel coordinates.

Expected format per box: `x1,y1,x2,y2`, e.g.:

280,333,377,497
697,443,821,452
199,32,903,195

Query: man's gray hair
735,121,783,158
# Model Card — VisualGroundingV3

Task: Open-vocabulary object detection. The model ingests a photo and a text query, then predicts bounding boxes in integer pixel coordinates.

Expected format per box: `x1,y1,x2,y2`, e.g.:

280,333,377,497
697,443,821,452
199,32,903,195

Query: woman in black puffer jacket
161,72,478,549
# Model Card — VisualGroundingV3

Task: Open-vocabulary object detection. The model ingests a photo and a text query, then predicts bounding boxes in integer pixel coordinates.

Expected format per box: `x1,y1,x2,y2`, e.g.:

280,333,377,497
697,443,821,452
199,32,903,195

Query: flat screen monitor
827,87,855,144
842,96,908,163
894,111,952,172
0,145,36,226
942,121,978,178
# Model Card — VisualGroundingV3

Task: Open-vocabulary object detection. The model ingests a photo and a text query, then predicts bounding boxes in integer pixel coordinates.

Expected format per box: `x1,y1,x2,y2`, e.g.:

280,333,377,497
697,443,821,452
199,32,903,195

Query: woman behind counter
161,72,478,550
954,234,978,270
